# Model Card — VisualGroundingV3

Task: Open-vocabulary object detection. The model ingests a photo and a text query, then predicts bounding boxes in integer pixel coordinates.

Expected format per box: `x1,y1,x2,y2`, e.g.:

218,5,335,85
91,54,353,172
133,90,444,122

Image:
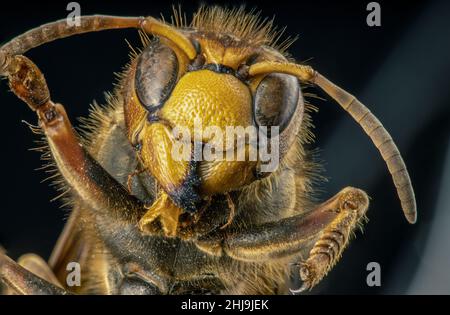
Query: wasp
0,6,416,294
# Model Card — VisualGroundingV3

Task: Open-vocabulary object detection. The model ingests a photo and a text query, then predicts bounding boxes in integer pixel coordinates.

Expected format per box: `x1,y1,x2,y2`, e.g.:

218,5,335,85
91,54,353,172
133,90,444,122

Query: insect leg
196,187,368,291
0,253,68,295
17,254,63,288
2,55,145,224
292,187,369,292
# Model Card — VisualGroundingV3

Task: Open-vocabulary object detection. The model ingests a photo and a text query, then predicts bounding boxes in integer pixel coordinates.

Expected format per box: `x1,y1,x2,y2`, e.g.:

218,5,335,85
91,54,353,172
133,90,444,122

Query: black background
0,0,449,294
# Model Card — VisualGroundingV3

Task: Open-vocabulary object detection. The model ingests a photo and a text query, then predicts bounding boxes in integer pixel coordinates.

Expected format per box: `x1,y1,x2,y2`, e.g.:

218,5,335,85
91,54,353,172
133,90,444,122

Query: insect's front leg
196,187,369,291
2,55,145,224
0,252,68,295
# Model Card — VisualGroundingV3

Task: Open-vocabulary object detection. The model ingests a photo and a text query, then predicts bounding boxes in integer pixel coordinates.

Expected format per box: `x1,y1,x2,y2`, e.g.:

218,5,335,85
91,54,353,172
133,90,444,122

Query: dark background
0,0,449,294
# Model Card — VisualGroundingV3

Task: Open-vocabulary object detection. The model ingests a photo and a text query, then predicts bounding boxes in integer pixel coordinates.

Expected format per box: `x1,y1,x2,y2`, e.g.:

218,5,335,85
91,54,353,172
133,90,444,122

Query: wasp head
122,8,304,217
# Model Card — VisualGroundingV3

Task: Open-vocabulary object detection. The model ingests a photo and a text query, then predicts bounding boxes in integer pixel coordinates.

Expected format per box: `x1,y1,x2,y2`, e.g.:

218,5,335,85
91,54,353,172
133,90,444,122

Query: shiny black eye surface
135,40,178,111
254,73,300,134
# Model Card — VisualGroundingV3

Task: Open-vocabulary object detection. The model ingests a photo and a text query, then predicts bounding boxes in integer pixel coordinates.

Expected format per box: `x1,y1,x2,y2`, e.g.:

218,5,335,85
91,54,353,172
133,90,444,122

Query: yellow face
160,69,256,194
123,33,302,234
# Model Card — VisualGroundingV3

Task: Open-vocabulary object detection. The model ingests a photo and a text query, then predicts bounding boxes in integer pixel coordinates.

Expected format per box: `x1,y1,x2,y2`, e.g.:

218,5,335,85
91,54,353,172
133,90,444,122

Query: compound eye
254,73,300,135
135,39,178,111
